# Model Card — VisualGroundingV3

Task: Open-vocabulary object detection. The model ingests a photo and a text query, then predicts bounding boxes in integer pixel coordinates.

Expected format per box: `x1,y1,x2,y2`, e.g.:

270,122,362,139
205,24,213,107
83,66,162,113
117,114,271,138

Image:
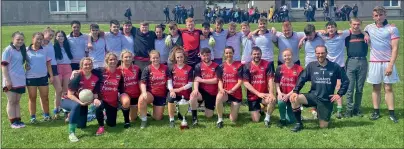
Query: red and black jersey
93,67,123,108
141,64,171,97
243,60,275,101
119,65,141,98
68,71,101,98
274,64,303,94
169,64,194,99
180,29,203,66
217,61,244,100
194,62,219,96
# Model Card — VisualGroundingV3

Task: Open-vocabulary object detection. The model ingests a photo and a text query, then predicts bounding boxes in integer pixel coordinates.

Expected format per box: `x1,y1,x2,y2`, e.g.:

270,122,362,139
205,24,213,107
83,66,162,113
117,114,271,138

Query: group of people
2,6,400,143
163,5,194,24
307,1,359,22
204,5,289,24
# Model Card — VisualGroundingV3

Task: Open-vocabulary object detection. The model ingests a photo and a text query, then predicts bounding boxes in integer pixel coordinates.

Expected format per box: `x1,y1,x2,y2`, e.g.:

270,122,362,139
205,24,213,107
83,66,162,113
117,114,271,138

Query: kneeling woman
92,53,123,135
167,46,194,128
139,50,170,129
215,46,243,128
62,57,101,142
118,50,142,128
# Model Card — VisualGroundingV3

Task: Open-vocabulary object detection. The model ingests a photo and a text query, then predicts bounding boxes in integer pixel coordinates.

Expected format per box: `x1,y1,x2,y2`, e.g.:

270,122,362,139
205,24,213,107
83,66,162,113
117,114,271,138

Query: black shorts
227,94,242,103
302,93,333,122
248,98,262,111
199,88,216,110
26,76,49,86
153,96,166,106
130,98,139,106
3,87,26,94
48,65,59,77
167,95,189,103
70,63,80,71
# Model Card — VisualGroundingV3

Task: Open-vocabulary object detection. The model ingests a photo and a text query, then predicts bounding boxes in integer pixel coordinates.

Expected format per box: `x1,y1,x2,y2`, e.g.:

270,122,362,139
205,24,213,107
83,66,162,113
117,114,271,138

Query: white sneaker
69,133,79,142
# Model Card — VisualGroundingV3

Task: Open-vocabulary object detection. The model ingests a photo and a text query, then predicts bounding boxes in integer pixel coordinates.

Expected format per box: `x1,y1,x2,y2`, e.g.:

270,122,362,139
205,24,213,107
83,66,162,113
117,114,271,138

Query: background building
1,1,205,25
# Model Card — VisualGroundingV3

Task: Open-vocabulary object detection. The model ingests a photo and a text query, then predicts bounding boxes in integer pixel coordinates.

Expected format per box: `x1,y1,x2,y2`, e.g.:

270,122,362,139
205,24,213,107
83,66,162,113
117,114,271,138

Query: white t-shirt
67,33,88,63
275,31,305,63
226,32,243,61
89,37,106,64
252,30,277,62
105,32,123,60
212,29,229,59
1,45,26,88
364,22,400,62
43,42,57,65
26,46,51,78
318,30,351,67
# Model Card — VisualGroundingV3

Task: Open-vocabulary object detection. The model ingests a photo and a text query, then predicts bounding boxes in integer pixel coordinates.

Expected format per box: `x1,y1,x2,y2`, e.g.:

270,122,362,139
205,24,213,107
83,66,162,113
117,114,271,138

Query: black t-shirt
134,28,157,59
345,33,368,58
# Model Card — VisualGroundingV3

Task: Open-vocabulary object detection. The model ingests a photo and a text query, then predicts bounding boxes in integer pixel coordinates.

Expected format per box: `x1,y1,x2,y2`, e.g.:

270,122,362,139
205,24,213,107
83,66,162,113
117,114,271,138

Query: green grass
1,21,403,148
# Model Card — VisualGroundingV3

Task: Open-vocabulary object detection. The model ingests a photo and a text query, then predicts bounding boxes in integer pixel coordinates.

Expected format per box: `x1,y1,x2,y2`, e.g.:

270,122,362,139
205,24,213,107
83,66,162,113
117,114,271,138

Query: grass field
1,21,403,148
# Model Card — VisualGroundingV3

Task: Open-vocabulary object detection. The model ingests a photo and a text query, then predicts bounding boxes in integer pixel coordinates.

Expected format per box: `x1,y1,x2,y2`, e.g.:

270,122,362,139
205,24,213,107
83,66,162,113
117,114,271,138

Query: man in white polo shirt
273,21,305,66
365,6,400,123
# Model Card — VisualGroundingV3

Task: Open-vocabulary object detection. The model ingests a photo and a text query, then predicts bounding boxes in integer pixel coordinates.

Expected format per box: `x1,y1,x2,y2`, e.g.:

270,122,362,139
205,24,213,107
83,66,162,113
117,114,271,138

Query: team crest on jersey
184,71,188,74
293,71,297,75
329,72,333,76
211,68,215,71
91,82,96,86
261,67,264,70
116,75,121,79
314,72,319,75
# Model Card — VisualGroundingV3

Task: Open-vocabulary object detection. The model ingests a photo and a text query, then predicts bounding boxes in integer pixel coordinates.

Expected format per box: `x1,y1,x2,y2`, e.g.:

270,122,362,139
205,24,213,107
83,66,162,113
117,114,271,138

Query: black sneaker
169,120,175,128
277,120,287,128
264,120,271,128
353,110,363,117
192,119,198,126
344,110,353,118
291,123,303,132
369,112,380,120
124,123,131,129
336,111,343,119
217,121,223,128
389,115,399,123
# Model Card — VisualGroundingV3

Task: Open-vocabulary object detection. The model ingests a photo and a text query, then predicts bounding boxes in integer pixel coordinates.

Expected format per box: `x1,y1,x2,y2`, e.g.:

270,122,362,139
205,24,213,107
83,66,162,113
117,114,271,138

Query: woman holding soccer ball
62,57,102,142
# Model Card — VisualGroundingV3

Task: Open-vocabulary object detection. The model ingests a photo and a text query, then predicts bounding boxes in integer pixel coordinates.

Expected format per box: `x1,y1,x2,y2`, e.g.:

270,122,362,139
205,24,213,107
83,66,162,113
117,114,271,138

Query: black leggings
96,101,117,127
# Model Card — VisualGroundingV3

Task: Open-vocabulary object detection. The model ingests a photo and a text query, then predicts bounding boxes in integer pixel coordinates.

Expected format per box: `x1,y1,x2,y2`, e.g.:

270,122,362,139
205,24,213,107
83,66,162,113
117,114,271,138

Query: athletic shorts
199,88,216,110
48,65,59,77
70,63,80,71
57,64,72,79
26,76,48,86
167,95,189,103
248,98,262,111
153,96,166,106
367,62,400,84
302,93,333,122
3,87,26,94
227,94,242,103
130,98,139,106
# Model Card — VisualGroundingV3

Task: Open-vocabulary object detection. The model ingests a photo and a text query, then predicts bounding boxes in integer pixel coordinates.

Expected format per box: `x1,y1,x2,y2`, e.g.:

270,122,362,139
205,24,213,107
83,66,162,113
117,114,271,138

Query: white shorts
367,62,400,84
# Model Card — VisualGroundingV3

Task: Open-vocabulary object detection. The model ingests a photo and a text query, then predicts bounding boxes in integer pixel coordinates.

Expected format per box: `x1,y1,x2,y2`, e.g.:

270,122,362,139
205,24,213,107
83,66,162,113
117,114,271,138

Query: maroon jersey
169,64,194,99
68,71,101,98
274,64,303,94
194,62,220,96
243,60,275,101
98,68,123,108
141,64,170,97
119,65,141,98
217,61,244,100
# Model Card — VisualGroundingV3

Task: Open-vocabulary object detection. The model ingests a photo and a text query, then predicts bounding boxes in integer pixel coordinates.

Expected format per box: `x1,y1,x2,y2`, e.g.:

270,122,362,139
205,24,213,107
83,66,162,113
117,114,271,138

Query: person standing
133,22,157,70
299,24,325,67
67,20,88,71
343,18,368,117
323,1,329,21
352,4,358,18
124,7,132,21
289,45,349,132
164,5,171,23
365,6,400,123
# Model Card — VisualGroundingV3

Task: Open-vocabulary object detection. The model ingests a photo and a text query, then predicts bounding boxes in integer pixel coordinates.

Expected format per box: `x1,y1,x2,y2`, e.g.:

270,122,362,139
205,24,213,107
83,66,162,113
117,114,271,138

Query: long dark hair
11,31,27,64
53,30,73,60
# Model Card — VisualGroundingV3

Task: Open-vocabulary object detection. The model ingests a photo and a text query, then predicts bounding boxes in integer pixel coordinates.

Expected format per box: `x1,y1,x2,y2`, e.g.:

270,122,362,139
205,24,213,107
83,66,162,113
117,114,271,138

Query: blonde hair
168,46,187,64
120,49,133,60
79,57,94,69
149,50,160,57
43,27,55,34
228,22,237,28
282,48,293,56
186,18,194,23
350,17,362,24
373,6,386,15
104,52,118,67
241,22,249,28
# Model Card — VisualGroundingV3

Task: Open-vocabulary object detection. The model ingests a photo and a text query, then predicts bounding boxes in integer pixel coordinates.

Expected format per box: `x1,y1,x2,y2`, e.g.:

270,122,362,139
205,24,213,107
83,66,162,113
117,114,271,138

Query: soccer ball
79,89,94,103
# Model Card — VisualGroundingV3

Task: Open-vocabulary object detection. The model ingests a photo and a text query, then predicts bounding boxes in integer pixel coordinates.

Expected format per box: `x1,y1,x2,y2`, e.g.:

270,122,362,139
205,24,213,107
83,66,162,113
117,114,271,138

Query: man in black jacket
352,4,358,18
164,5,170,23
124,7,132,21
132,22,156,70
289,45,349,132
